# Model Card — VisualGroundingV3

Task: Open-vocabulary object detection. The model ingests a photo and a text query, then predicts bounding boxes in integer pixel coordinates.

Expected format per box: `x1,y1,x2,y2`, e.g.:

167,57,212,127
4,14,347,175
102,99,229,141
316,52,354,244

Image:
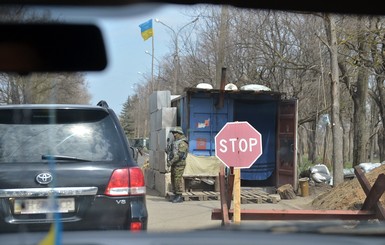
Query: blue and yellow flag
38,210,62,245
139,19,153,41
38,221,62,245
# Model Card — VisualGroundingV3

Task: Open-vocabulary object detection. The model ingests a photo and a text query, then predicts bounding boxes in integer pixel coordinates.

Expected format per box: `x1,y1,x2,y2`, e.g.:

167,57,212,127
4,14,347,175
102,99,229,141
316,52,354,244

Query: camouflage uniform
167,128,188,203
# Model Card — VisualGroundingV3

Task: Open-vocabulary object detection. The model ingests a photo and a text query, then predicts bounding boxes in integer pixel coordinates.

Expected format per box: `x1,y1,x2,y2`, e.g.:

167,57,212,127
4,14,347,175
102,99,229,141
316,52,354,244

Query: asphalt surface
146,187,221,232
140,152,317,232
145,187,315,233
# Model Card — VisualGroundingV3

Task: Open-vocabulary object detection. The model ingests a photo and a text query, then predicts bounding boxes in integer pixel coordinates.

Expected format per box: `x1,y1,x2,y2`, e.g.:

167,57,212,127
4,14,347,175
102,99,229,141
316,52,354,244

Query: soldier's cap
170,127,184,135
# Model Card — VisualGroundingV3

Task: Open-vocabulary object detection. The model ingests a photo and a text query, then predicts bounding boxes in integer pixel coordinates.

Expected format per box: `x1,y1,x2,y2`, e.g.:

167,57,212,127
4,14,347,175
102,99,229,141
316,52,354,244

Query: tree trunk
349,119,354,163
308,120,317,163
368,101,378,162
379,128,385,161
351,16,369,167
324,14,344,185
376,77,385,161
342,120,348,167
215,5,229,89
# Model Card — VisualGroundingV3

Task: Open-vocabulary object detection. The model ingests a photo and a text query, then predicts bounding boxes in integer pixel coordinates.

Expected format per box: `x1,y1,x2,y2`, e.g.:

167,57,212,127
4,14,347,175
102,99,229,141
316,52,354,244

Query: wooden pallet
166,189,278,203
240,189,278,204
184,191,220,201
166,191,220,201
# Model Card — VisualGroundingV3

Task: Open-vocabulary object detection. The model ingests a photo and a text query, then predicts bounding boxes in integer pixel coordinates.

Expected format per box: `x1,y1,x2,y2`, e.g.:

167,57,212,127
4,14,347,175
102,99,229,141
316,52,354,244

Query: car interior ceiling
0,0,383,15
0,1,381,73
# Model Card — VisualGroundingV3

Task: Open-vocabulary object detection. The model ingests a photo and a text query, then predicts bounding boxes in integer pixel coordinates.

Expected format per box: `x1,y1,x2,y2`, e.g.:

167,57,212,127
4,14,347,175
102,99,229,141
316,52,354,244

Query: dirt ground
310,164,385,210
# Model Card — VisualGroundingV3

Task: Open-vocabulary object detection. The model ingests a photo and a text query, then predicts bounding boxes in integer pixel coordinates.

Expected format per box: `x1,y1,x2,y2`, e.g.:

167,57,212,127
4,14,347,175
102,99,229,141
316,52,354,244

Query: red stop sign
215,121,262,168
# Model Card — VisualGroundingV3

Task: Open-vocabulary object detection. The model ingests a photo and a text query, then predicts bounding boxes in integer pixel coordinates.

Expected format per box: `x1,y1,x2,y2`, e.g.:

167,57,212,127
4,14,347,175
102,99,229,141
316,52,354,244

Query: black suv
0,101,148,232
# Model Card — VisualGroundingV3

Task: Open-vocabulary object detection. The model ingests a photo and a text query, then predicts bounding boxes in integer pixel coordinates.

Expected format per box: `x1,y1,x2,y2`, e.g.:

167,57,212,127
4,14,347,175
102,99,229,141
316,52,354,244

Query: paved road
141,150,316,232
145,187,314,233
146,188,221,232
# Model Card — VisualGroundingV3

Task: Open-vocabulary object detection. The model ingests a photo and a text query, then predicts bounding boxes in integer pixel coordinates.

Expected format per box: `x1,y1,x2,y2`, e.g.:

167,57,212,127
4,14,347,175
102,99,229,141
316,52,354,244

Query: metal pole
146,50,161,90
155,17,198,94
151,36,155,91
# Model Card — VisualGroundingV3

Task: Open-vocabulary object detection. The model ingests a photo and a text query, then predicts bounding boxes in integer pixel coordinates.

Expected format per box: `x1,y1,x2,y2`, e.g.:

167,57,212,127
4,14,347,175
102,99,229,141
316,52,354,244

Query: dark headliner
0,0,384,16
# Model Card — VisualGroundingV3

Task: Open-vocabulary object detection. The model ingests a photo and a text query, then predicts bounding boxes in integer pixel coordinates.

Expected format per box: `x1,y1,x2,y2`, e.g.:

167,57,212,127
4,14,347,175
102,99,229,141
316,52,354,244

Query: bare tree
323,13,344,185
0,73,90,105
126,6,385,175
367,17,385,161
337,16,371,167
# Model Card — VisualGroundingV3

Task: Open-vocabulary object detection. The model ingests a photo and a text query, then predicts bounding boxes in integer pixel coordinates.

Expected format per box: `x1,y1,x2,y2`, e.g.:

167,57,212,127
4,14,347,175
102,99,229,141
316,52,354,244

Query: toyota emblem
36,172,53,185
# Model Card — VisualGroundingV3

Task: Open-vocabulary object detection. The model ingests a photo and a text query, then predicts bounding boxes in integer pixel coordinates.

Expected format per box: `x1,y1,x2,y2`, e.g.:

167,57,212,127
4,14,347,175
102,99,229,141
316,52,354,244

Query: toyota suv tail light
105,167,146,196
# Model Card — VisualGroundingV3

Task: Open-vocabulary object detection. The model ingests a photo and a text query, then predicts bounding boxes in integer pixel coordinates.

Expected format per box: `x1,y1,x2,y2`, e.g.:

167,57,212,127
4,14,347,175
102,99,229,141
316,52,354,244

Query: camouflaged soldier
167,127,188,203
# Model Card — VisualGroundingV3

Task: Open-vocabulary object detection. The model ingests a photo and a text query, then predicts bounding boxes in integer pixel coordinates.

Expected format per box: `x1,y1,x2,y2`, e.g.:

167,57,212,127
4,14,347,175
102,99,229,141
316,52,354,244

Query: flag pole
151,31,155,90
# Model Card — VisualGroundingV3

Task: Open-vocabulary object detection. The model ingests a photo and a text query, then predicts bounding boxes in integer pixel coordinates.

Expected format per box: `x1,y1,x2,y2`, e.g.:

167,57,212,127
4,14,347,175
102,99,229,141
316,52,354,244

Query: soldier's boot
169,194,176,202
172,194,184,203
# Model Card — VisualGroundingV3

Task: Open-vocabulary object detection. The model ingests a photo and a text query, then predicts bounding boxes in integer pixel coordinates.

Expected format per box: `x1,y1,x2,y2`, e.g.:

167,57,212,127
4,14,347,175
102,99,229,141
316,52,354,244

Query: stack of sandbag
310,164,332,184
359,162,383,173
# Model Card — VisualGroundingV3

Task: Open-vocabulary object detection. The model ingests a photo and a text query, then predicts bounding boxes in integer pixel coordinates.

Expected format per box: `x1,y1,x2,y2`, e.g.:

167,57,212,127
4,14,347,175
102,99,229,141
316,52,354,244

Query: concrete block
155,107,176,131
149,150,156,170
157,151,169,173
144,168,155,189
150,112,157,133
157,127,173,151
149,131,158,151
149,91,171,113
150,150,168,173
152,150,159,171
155,171,172,197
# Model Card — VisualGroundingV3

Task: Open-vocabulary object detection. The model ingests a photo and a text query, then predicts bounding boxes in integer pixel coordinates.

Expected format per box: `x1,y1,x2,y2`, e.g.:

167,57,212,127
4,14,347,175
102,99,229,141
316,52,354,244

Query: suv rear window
0,108,125,163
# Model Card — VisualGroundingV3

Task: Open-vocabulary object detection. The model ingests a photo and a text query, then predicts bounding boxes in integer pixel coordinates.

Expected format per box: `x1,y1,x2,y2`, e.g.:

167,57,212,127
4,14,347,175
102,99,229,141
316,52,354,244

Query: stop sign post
215,121,263,169
215,121,263,224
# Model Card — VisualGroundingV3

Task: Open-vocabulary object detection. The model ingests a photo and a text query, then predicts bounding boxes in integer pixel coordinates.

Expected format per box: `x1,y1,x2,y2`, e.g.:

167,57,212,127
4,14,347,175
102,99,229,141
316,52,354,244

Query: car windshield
1,1,385,244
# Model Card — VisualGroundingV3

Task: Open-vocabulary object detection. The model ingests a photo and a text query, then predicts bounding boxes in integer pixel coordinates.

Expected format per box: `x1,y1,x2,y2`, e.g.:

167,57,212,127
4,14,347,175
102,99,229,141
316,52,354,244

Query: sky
56,4,197,115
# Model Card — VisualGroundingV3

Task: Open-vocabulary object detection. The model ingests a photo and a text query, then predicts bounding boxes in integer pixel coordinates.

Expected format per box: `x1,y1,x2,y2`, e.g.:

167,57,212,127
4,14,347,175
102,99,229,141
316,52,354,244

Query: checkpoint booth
171,87,298,191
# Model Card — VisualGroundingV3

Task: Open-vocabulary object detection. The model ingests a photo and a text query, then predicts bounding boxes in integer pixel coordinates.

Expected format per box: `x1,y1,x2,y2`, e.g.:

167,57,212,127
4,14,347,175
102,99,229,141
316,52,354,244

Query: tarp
183,154,222,177
235,100,277,180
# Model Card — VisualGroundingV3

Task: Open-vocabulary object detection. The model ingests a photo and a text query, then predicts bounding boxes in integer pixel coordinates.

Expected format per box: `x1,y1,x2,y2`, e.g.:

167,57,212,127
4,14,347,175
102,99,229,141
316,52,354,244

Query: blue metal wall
187,93,232,156
174,90,280,182
233,100,278,181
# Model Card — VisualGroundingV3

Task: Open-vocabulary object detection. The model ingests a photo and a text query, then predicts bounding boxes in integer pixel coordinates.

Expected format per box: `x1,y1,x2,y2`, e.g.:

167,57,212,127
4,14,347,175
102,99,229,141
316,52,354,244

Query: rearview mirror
0,23,107,73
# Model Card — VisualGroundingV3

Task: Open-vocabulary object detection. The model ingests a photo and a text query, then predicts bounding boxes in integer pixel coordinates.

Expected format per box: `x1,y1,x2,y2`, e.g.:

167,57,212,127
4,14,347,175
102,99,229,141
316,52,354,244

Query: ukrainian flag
38,224,56,245
139,19,153,41
38,208,62,245
38,221,62,245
